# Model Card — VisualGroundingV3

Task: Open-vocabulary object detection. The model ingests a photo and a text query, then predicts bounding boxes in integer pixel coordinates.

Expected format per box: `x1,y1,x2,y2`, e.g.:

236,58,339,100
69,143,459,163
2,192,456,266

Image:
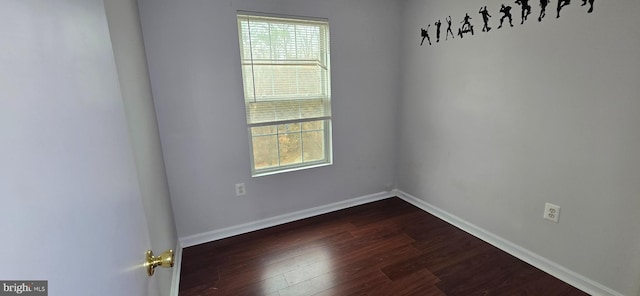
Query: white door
0,1,155,295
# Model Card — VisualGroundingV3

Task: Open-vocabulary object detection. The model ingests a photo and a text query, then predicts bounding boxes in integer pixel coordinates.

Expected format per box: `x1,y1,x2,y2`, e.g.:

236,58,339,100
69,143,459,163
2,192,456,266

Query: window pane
297,65,322,95
251,125,277,136
296,25,321,60
247,101,276,123
302,131,324,162
301,120,323,131
253,65,274,97
278,133,302,165
248,22,271,59
269,23,295,60
277,122,301,133
275,101,300,121
252,135,279,169
241,65,255,100
248,99,329,125
272,66,298,96
300,99,328,118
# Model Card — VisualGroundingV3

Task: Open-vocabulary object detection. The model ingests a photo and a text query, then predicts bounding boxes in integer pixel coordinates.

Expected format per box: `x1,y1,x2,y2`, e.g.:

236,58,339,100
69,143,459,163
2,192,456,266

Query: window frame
237,11,333,177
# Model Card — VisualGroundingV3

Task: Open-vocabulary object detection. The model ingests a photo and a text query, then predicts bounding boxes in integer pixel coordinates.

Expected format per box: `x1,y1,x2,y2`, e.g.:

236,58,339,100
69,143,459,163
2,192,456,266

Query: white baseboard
394,190,624,296
169,240,183,296
179,191,395,248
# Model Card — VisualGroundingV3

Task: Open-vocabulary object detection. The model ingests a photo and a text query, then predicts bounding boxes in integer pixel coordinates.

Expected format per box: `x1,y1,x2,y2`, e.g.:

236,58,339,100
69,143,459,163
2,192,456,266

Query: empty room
2,0,639,295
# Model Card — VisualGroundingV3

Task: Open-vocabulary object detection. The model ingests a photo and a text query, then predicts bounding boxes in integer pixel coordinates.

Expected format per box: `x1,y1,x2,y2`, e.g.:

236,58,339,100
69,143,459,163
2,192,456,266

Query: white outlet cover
235,183,246,196
544,203,561,223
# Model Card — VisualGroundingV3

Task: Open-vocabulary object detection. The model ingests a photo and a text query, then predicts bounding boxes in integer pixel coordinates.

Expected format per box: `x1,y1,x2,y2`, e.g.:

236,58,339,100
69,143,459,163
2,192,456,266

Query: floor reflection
261,246,335,295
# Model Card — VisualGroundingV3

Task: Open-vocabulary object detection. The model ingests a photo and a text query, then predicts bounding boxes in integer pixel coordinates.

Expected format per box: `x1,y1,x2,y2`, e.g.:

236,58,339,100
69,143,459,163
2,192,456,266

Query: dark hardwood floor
179,197,589,296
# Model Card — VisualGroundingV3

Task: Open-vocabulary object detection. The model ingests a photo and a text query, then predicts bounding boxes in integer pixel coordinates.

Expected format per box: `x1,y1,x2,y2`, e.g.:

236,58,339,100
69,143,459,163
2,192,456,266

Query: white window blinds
237,14,331,126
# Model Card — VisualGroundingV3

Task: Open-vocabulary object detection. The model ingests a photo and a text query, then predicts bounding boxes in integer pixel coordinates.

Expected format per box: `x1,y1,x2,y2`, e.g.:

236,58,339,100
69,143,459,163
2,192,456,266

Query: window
237,13,332,176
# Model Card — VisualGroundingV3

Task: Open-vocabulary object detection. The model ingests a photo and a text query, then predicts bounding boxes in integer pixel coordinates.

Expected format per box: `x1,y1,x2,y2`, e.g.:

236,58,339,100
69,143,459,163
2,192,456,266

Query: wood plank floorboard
179,197,589,296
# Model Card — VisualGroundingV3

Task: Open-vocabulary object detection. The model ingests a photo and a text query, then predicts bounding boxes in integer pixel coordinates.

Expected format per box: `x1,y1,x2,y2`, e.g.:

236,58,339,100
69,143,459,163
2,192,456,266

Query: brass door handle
145,249,174,276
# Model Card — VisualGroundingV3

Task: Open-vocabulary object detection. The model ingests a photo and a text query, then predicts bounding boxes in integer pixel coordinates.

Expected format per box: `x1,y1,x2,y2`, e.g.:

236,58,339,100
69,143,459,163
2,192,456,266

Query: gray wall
137,0,402,238
397,0,640,295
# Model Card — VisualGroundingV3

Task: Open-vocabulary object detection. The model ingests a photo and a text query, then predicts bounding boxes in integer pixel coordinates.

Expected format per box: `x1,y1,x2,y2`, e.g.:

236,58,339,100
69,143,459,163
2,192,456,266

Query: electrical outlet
543,203,561,223
235,183,246,196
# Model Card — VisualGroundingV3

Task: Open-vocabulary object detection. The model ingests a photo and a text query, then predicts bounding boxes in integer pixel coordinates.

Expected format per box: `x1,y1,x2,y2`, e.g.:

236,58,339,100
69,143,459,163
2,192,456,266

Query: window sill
252,161,332,177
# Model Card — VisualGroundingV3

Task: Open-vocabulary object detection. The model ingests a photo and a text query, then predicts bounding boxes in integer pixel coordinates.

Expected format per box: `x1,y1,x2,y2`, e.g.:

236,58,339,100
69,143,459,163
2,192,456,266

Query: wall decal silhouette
479,6,492,32
420,24,432,46
515,0,532,24
417,0,596,48
539,0,550,21
458,13,474,38
498,4,514,28
582,0,594,13
435,20,442,42
446,16,455,40
557,0,570,18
